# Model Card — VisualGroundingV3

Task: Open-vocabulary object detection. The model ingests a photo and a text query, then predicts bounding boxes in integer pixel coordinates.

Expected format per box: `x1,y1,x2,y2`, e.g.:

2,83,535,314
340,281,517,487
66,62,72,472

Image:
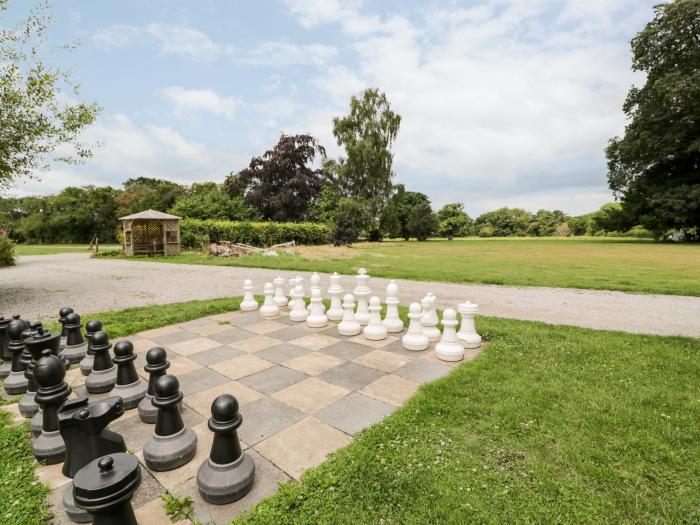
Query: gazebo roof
118,209,181,221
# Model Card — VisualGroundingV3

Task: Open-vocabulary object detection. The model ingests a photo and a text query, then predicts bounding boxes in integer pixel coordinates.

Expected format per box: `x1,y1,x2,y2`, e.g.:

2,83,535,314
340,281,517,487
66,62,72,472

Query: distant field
137,237,700,296
14,244,121,256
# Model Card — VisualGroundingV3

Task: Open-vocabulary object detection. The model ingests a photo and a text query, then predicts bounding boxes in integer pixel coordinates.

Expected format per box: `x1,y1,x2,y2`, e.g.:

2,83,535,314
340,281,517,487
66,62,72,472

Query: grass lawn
121,237,700,296
14,244,121,256
3,297,699,524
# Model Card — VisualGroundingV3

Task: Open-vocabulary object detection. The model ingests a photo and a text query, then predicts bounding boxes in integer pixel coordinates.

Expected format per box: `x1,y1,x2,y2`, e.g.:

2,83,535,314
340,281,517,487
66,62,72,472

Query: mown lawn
14,244,121,256
3,296,699,524
120,237,700,296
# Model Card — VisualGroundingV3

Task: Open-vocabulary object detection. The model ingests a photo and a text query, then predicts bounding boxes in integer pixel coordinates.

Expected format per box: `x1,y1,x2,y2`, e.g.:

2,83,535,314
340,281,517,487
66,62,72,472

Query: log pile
208,240,295,257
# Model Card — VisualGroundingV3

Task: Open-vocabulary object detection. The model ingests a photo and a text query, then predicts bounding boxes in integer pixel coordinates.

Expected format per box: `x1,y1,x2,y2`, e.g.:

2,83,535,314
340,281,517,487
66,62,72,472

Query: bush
334,198,368,245
407,201,439,241
180,219,330,248
0,236,15,266
478,224,495,237
554,223,572,237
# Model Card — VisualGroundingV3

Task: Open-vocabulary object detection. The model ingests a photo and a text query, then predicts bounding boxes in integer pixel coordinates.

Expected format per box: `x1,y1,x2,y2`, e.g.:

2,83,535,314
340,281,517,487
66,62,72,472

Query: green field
2,297,698,524
14,244,121,255
130,237,700,296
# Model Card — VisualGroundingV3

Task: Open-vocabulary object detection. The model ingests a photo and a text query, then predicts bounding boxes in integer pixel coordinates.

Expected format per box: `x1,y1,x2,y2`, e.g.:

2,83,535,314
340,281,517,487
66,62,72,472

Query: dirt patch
295,244,357,260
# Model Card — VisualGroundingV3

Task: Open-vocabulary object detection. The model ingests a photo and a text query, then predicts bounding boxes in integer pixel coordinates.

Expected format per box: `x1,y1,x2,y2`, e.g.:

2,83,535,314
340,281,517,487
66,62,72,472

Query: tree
568,215,591,236
437,203,473,238
333,198,368,245
0,0,99,190
332,89,401,238
527,209,569,237
605,0,700,235
588,203,635,235
169,182,253,221
384,186,431,240
474,208,532,237
407,200,439,241
227,134,326,222
116,177,186,218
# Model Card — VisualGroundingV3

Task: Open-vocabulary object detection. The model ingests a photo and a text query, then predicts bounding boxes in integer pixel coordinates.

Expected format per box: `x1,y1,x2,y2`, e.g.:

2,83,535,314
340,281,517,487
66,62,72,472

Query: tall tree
0,0,100,190
437,203,473,239
605,0,700,235
227,134,326,222
475,208,532,237
332,89,401,238
116,177,186,217
383,186,431,240
169,182,253,221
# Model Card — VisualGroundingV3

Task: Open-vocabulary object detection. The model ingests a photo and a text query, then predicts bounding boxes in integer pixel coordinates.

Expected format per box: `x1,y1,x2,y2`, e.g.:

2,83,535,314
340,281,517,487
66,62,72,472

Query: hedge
0,237,15,267
180,218,330,248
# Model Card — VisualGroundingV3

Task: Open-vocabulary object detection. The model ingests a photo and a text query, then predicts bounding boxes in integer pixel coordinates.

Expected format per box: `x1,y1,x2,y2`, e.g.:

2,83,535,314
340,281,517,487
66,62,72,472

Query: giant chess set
0,269,482,525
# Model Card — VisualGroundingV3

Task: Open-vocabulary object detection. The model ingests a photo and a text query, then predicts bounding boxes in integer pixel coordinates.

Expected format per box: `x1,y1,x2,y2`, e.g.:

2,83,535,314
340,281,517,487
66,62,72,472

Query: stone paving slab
13,308,481,524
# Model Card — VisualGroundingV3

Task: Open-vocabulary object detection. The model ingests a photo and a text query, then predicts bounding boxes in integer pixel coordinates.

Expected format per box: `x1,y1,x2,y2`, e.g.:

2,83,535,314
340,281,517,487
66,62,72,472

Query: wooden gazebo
119,209,181,256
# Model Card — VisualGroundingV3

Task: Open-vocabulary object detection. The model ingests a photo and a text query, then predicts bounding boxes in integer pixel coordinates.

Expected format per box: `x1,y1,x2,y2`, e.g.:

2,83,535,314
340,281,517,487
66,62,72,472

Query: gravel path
2,253,699,337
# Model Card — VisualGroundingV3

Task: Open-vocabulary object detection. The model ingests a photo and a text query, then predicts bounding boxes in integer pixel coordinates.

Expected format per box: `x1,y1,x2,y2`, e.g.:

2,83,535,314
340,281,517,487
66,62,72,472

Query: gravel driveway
2,253,699,337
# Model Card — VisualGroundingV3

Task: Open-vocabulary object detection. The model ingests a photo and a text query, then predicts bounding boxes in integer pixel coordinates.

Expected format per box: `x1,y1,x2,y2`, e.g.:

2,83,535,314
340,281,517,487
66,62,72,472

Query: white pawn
240,279,258,311
353,268,371,326
457,301,482,349
289,285,309,322
259,283,279,317
287,277,298,301
307,272,325,313
421,294,441,342
402,303,429,351
434,308,464,362
337,294,361,336
363,296,387,341
273,276,288,307
306,288,328,328
382,280,403,333
326,273,344,321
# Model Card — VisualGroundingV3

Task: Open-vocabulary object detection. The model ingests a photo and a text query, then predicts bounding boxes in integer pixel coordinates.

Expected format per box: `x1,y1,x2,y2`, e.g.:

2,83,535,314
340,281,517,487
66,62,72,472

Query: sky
4,0,657,216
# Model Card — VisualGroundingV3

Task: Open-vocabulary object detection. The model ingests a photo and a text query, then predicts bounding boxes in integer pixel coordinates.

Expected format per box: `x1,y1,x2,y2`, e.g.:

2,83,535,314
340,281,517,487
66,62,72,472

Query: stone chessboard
8,309,481,525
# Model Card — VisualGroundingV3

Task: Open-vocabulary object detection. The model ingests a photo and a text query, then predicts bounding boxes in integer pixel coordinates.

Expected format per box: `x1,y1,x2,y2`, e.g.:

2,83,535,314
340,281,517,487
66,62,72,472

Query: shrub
0,236,15,266
554,223,572,237
478,224,495,237
407,201,439,241
333,198,368,245
180,219,330,248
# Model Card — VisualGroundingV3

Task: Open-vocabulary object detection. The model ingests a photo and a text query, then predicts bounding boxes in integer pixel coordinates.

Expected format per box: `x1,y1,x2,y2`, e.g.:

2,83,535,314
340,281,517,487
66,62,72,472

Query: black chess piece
73,453,141,525
113,341,147,410
138,347,169,423
3,317,29,395
59,396,127,523
143,374,197,471
0,316,12,379
79,319,102,376
58,307,74,347
33,349,72,464
85,331,117,394
62,312,87,364
19,324,60,419
197,394,255,504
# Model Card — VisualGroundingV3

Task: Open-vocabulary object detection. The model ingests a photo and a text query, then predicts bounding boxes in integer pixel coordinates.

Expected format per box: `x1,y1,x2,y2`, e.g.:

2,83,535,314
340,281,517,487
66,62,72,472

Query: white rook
457,301,482,349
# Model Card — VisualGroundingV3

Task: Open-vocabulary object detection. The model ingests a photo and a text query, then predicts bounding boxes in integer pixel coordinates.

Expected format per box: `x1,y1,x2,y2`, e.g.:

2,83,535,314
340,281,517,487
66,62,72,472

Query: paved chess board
9,309,480,525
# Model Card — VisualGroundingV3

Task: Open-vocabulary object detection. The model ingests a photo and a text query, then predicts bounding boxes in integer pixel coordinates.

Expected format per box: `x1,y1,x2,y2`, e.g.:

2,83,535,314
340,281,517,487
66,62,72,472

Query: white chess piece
306,288,328,328
353,268,371,326
337,294,362,336
434,308,464,362
307,272,325,313
421,294,441,342
273,276,288,307
382,280,403,333
326,273,344,321
363,296,387,341
289,285,309,322
402,302,429,351
287,277,298,301
457,301,482,349
240,279,258,311
259,283,279,317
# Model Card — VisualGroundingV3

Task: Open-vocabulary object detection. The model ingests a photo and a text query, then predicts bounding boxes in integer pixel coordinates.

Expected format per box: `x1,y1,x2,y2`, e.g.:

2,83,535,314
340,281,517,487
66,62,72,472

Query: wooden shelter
119,209,181,256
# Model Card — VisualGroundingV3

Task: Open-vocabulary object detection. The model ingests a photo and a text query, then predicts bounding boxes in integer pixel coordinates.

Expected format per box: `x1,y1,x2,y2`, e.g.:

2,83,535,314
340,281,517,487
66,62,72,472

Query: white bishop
353,268,371,326
326,273,344,321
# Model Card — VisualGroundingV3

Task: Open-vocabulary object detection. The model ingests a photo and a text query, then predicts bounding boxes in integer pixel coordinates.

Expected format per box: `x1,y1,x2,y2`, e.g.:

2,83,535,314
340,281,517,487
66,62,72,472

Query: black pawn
33,349,72,464
85,331,117,394
197,394,255,504
143,375,197,471
79,319,102,376
73,453,141,525
20,324,61,419
113,341,147,410
59,396,127,522
3,317,29,395
62,312,87,364
0,316,12,378
58,307,74,346
138,347,170,423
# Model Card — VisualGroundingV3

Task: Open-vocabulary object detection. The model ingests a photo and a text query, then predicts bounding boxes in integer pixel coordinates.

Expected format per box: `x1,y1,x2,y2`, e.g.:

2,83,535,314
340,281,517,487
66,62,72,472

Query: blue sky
5,0,657,216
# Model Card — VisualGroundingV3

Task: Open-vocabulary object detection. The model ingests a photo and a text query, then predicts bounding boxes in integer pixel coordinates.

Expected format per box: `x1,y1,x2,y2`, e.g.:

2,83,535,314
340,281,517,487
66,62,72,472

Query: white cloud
239,41,337,66
160,87,242,120
282,0,361,29
92,23,235,61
